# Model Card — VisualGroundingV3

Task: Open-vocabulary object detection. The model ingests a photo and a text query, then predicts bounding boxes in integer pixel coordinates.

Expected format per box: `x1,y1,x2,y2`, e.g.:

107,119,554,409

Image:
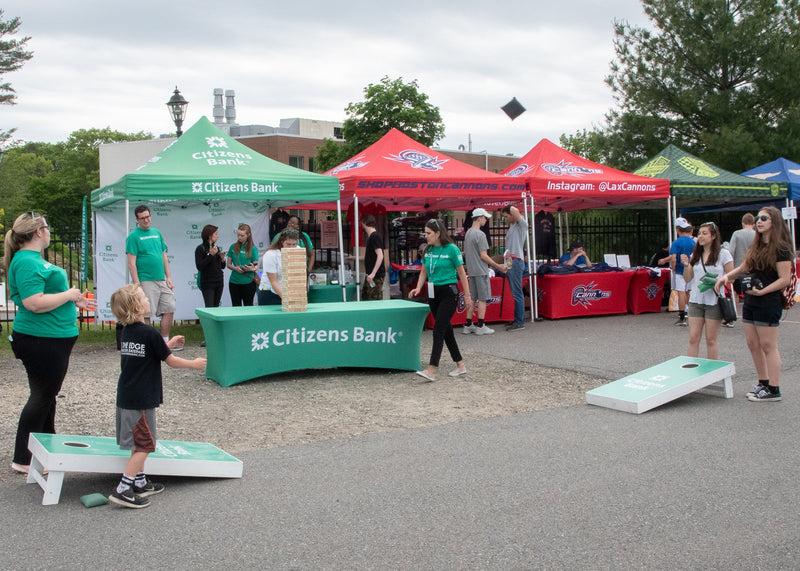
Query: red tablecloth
627,268,670,315
536,271,634,319
423,276,514,328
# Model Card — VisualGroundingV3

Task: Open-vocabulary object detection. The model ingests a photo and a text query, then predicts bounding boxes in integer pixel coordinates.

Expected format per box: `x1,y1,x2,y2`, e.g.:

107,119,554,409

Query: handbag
782,266,797,310
717,287,737,323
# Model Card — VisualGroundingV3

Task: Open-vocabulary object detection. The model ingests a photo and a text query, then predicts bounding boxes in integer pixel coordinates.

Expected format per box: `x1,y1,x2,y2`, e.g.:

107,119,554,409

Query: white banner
95,200,271,321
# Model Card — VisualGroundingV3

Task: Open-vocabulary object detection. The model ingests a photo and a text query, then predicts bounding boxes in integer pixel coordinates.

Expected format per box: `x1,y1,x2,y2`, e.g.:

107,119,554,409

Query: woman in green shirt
226,223,259,306
5,212,95,474
409,219,471,381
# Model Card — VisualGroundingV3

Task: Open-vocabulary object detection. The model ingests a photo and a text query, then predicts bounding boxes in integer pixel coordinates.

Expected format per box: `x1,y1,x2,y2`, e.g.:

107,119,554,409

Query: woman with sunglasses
4,212,95,474
409,219,471,381
716,207,795,401
681,222,734,360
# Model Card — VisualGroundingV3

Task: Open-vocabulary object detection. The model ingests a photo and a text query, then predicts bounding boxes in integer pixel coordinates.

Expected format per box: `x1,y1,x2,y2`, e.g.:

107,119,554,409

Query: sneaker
133,481,165,497
10,462,29,474
674,316,688,326
474,325,495,335
171,345,185,352
448,367,467,377
746,383,766,397
415,370,436,382
200,341,206,347
507,323,525,332
747,387,782,402
462,324,477,335
109,487,151,508
722,321,735,328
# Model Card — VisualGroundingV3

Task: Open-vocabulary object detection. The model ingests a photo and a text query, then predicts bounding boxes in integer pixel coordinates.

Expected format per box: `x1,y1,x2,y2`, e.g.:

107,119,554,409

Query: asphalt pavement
2,310,799,570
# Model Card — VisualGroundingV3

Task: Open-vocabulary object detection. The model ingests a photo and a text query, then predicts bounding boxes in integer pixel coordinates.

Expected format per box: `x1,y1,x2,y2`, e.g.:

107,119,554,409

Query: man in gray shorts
462,208,507,335
126,205,181,350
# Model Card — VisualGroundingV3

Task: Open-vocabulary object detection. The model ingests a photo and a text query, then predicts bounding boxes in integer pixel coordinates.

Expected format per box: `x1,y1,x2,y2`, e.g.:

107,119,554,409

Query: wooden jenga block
281,247,308,312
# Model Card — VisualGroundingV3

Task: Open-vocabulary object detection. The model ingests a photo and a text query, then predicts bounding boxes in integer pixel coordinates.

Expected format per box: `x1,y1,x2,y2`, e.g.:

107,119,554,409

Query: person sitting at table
258,230,299,305
559,241,593,267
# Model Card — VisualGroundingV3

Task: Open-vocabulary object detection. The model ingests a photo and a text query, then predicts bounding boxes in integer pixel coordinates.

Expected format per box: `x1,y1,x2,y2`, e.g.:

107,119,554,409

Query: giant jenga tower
281,248,308,312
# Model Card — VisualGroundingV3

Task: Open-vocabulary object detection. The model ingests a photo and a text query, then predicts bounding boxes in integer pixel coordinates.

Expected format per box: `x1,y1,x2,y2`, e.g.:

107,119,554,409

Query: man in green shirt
126,205,181,349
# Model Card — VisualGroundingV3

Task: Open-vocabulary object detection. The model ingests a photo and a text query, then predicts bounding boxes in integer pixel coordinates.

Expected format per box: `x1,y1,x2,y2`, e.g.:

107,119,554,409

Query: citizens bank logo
250,326,401,351
386,149,447,171
643,284,661,300
542,161,603,177
505,164,533,177
205,136,228,149
331,155,369,175
571,282,611,308
192,182,203,192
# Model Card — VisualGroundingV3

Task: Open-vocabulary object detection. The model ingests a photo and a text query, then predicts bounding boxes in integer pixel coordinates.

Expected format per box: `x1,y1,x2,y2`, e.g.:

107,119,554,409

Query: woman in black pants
409,219,471,381
195,224,226,309
5,212,95,474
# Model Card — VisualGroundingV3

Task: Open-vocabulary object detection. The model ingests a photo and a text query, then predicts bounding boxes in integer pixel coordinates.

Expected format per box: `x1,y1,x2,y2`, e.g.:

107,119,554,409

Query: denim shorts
742,303,782,327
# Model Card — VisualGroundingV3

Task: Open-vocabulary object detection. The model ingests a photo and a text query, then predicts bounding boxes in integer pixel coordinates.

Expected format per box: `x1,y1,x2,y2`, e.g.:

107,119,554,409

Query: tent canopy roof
634,144,787,206
91,116,339,209
742,157,800,201
316,128,525,211
500,139,671,212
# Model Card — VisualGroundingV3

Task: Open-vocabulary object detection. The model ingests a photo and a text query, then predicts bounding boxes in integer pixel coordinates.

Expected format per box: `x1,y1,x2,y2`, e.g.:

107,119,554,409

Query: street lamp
166,86,189,137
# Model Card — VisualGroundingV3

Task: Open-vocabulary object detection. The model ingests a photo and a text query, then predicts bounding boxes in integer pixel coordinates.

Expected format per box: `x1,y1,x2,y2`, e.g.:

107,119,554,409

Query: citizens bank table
196,300,430,386
537,271,634,319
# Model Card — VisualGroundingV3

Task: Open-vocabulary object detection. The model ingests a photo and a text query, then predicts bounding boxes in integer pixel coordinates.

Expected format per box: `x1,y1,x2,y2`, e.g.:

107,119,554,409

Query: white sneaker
462,324,477,335
474,325,495,335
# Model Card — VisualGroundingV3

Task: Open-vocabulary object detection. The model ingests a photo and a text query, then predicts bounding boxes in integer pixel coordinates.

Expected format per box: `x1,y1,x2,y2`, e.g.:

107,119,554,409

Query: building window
289,156,304,170
308,157,316,173
333,127,343,139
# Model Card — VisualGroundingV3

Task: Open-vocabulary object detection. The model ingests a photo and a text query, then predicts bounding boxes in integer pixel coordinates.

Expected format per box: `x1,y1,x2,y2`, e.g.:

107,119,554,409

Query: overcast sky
2,0,648,157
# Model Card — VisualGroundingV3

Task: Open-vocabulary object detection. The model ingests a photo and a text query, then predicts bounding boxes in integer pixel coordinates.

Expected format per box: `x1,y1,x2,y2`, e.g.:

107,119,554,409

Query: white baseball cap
471,207,491,219
674,217,691,229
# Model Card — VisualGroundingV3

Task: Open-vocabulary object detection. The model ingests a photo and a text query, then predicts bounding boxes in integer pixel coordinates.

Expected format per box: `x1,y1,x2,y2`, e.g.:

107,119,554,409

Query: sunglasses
702,221,716,229
756,215,771,222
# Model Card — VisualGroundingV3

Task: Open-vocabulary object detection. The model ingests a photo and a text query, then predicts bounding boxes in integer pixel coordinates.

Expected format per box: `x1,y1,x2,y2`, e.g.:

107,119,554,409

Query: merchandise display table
308,284,357,303
537,271,634,319
196,300,430,386
627,268,670,314
422,276,514,328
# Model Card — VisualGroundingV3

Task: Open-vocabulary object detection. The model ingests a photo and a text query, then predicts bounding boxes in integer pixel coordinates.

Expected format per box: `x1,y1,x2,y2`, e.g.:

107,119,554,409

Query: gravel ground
0,337,604,482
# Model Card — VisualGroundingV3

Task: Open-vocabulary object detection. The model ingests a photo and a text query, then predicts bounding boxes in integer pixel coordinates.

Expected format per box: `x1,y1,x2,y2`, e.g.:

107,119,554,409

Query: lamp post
166,86,189,137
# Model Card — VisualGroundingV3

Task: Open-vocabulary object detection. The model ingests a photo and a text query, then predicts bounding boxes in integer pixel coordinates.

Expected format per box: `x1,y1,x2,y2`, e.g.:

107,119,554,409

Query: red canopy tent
500,139,670,211
313,128,526,211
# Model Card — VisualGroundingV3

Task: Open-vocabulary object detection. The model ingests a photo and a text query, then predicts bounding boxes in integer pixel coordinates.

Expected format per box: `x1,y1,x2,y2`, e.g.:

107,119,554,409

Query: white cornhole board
27,433,243,505
585,356,735,414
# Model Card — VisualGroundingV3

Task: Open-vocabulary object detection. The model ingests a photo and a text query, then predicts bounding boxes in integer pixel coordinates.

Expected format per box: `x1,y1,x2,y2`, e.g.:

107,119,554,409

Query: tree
597,0,800,172
0,10,33,144
315,76,445,172
1,128,152,232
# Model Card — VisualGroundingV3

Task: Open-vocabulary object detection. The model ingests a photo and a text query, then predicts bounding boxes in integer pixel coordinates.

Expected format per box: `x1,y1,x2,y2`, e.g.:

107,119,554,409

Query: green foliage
315,76,445,172
0,10,33,143
584,0,800,172
0,128,152,232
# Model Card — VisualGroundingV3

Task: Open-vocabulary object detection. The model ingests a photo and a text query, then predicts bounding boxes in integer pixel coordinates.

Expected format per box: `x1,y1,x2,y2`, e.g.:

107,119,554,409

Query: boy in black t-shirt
108,284,206,508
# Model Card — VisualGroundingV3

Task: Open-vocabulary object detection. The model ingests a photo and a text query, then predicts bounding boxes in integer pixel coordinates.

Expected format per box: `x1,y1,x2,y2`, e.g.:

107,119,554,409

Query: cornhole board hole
585,356,735,414
27,433,243,505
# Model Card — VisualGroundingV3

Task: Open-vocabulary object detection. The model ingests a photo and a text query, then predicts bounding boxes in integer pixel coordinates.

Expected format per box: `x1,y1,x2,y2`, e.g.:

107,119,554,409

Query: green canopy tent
90,116,342,321
633,144,787,240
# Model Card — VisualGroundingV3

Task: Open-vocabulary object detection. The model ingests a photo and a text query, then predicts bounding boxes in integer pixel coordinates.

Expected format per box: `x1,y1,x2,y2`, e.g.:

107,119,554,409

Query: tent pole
528,193,539,321
336,199,347,302
125,200,131,283
91,210,98,331
666,198,673,243
557,213,563,260
354,196,361,301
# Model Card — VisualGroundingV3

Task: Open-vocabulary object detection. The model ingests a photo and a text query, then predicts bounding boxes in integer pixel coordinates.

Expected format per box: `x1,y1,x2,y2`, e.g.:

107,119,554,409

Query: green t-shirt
126,227,167,281
424,243,463,285
226,243,259,284
9,250,79,337
270,230,314,250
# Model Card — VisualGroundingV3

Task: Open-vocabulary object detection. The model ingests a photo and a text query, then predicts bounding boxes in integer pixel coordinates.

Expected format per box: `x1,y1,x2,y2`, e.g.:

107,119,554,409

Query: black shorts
742,303,782,327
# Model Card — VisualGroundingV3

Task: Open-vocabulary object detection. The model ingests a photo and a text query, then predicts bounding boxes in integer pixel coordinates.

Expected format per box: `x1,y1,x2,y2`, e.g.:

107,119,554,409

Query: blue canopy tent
742,158,800,201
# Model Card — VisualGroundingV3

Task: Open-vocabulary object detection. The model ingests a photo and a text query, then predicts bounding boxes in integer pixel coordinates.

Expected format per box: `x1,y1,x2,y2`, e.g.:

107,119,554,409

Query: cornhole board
27,433,243,505
585,356,735,414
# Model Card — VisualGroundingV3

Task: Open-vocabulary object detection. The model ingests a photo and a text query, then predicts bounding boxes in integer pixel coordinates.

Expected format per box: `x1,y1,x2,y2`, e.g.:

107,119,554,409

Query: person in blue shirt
559,240,593,267
669,217,696,326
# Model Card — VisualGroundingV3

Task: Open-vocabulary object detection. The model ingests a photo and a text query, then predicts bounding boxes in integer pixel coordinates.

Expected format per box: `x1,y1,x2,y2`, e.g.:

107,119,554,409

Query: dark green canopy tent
634,144,787,208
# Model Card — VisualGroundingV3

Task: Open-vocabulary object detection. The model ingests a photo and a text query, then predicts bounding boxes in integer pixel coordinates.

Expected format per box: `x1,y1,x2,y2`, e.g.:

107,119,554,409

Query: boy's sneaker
462,324,477,335
506,323,525,332
722,321,735,328
674,316,688,326
109,488,151,508
133,481,165,497
474,325,495,335
746,383,766,398
747,387,782,402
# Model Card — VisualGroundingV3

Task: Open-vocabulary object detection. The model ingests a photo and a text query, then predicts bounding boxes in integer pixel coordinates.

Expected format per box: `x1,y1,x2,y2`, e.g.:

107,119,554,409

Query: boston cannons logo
643,284,661,300
385,149,447,171
331,155,369,175
505,164,533,177
542,160,602,177
571,282,611,307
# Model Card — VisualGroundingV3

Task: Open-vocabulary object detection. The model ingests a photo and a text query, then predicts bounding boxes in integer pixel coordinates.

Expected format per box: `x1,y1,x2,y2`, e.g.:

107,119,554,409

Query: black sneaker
133,481,165,497
747,387,782,402
674,316,688,326
507,323,525,332
109,487,151,508
746,383,766,398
